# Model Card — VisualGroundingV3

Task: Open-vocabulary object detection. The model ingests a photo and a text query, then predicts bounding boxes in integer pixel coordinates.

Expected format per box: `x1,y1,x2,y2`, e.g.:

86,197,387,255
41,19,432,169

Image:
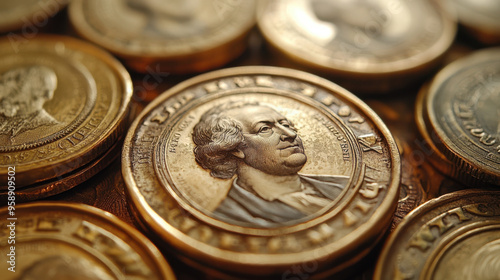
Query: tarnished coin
0,35,132,188
69,0,256,74
122,66,400,278
418,47,500,186
0,202,176,279
451,0,500,45
374,190,500,280
257,0,456,93
0,0,67,33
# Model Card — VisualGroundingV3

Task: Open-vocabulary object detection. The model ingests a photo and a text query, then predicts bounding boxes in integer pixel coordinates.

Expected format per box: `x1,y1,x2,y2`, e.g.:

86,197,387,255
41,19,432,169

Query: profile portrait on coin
192,101,349,227
463,239,500,280
0,65,59,137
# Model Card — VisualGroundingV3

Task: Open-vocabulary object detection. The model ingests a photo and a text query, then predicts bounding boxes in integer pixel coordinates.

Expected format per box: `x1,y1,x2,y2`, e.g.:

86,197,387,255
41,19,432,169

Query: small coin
0,35,132,187
0,0,68,33
451,0,500,45
122,66,400,277
0,202,176,280
419,47,500,186
374,189,500,280
68,0,256,74
257,0,456,93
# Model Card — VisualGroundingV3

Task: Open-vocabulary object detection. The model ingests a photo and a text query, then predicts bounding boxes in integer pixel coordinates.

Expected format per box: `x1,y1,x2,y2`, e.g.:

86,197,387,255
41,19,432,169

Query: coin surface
451,0,500,45
122,66,400,277
0,0,68,33
0,202,176,279
69,0,256,74
257,0,456,93
0,35,132,187
420,47,500,186
374,190,500,280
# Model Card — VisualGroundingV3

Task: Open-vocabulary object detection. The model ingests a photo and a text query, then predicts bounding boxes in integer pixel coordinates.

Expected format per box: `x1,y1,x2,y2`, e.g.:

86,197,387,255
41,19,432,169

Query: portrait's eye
258,125,272,134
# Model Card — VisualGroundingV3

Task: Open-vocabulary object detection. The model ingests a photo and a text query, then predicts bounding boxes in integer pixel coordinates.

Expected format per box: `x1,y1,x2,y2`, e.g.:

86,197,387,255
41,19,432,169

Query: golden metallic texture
0,35,132,187
69,0,256,74
122,66,400,278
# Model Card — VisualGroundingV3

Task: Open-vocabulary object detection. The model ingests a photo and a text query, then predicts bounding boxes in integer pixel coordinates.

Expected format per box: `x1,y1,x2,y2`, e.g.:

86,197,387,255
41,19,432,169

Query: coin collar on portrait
122,66,400,277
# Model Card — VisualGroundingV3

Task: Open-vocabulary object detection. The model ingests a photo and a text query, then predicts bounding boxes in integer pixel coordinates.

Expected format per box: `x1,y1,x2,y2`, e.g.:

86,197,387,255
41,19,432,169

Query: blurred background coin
69,0,256,74
417,47,500,187
258,0,457,93
0,35,132,193
375,190,500,280
0,0,68,33
122,66,400,278
451,0,500,45
0,202,176,280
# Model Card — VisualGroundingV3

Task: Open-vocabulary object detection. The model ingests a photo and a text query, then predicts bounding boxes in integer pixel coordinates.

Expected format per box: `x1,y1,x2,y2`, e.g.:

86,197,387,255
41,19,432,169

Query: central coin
122,66,400,278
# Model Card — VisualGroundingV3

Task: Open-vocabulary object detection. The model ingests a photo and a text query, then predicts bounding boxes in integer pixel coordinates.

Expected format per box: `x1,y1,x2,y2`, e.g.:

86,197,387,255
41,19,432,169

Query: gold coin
0,0,68,33
257,0,456,93
420,47,500,186
0,202,176,279
451,0,500,45
0,137,123,202
0,35,132,187
374,189,500,280
122,66,400,277
68,0,256,74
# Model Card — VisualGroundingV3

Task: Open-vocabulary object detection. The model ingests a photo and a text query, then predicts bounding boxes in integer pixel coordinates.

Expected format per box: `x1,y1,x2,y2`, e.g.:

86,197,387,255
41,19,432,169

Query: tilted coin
68,0,256,74
451,0,500,45
257,0,456,93
419,47,500,186
374,190,500,280
0,35,132,188
0,0,68,33
0,202,176,279
122,66,400,278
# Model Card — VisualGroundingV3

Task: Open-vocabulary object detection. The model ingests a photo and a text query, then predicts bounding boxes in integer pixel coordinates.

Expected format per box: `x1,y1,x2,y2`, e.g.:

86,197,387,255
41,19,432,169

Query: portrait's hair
192,101,261,179
0,65,57,117
463,239,500,280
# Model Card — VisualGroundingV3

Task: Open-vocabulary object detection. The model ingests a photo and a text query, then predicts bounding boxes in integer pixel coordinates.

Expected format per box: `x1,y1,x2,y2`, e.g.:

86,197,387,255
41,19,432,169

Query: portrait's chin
283,153,307,169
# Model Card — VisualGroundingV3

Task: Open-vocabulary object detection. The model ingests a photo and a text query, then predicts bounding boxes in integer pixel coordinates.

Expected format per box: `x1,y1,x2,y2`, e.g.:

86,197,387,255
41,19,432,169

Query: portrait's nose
277,124,297,141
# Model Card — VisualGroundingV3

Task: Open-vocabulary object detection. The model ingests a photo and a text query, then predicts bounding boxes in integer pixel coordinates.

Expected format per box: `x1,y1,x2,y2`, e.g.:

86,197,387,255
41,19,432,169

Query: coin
0,35,132,188
419,47,500,186
374,189,500,280
0,202,176,279
122,66,400,278
451,0,500,45
0,137,123,202
0,0,68,33
257,0,456,93
68,0,256,74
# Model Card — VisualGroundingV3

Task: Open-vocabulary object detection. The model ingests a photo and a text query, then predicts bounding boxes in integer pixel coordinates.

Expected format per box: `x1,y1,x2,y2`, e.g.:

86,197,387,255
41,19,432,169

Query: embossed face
0,66,57,117
225,106,307,176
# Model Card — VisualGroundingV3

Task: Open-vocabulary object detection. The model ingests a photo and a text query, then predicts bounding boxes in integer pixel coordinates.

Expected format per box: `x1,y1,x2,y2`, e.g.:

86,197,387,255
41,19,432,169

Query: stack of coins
0,35,132,201
415,47,500,187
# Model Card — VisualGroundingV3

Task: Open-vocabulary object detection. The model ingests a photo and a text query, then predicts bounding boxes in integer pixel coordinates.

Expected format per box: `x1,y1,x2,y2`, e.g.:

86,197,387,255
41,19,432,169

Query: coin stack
0,35,132,202
0,0,500,279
